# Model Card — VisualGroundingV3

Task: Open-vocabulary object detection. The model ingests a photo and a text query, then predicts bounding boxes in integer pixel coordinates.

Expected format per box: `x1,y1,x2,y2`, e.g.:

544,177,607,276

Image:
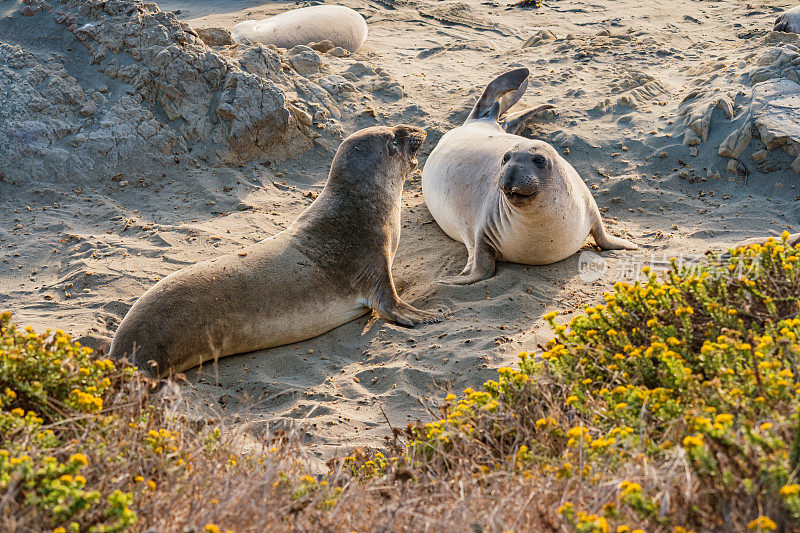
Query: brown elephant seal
421,68,637,284
775,6,800,34
232,5,368,53
110,125,437,378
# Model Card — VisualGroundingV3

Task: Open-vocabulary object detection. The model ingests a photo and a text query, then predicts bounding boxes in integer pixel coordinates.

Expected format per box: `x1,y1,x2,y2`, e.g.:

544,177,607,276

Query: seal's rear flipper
500,104,556,135
467,68,530,123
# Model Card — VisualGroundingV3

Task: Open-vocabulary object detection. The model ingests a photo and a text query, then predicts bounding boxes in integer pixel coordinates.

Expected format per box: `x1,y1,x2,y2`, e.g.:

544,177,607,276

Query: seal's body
422,68,636,284
232,5,368,53
775,6,800,34
110,126,436,377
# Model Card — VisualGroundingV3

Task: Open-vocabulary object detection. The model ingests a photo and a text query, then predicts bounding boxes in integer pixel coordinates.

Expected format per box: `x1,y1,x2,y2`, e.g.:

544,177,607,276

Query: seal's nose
500,166,539,199
394,124,428,158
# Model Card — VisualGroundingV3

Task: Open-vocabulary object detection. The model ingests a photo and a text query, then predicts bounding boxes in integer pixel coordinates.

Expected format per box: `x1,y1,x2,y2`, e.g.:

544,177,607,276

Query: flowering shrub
0,312,314,531
5,233,800,531
407,233,800,531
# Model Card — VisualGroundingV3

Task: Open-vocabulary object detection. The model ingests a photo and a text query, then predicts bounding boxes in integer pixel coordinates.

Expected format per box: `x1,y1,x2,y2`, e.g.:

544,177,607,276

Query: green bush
407,233,800,532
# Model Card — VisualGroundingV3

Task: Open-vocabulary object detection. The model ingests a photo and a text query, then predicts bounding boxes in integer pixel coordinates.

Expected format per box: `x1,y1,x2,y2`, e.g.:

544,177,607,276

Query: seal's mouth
394,125,427,168
407,135,424,167
503,190,535,201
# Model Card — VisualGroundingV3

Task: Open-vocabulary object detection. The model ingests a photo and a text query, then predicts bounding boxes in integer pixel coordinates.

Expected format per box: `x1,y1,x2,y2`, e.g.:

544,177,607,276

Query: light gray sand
2,0,800,456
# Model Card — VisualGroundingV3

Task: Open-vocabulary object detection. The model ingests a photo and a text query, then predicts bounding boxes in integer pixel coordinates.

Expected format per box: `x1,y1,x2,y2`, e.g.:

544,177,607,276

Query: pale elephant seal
421,68,637,284
775,6,800,34
232,5,368,53
110,125,437,378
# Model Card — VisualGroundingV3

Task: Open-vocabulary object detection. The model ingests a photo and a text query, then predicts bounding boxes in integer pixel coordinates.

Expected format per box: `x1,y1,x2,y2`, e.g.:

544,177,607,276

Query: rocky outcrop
676,32,800,174
0,0,409,183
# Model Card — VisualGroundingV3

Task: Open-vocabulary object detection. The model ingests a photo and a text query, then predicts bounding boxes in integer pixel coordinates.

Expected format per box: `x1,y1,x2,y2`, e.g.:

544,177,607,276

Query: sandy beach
2,0,800,458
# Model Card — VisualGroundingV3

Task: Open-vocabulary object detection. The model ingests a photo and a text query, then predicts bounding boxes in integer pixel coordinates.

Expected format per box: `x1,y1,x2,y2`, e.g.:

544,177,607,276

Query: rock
327,47,349,57
793,155,800,174
20,5,42,16
752,149,768,162
683,129,701,146
287,47,322,76
310,40,334,53
522,29,556,47
216,71,291,156
750,78,800,157
0,0,316,182
342,62,374,80
196,27,233,47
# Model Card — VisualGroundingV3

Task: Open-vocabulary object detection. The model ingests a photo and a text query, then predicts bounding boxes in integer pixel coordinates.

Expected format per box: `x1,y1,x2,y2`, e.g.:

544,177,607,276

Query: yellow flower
10,408,24,417
53,529,66,533
682,434,703,449
69,453,89,467
714,414,733,425
760,422,773,431
543,311,558,321
204,525,221,533
779,484,800,497
747,516,777,531
566,395,578,406
617,527,630,533
557,502,573,515
619,481,641,497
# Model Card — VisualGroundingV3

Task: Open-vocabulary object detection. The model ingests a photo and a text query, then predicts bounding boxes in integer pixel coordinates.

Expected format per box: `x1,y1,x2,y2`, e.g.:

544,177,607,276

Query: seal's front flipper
379,300,440,327
468,68,530,122
501,104,556,135
437,242,496,285
589,207,637,251
367,275,440,327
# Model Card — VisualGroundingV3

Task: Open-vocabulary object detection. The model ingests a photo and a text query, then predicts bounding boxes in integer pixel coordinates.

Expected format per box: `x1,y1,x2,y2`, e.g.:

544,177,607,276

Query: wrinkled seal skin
422,68,637,284
775,5,800,34
110,125,437,378
232,5,368,53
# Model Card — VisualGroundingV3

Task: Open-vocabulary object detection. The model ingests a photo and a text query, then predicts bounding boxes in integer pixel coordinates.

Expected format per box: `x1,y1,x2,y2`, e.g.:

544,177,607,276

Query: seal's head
497,141,558,207
329,125,426,187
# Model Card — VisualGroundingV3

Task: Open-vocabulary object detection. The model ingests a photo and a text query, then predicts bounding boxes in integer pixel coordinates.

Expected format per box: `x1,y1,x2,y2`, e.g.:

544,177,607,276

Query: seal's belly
222,296,367,356
496,209,592,265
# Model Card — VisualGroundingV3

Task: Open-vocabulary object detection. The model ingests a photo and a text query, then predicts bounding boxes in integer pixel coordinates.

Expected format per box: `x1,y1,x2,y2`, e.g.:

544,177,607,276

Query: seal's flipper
367,274,440,327
501,104,556,135
437,241,496,285
467,68,530,123
588,204,638,251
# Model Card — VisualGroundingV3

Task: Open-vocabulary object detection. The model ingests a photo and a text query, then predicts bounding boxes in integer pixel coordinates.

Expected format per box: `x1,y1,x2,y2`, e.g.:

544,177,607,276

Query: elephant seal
110,125,437,378
775,6,800,34
421,68,637,284
232,5,368,53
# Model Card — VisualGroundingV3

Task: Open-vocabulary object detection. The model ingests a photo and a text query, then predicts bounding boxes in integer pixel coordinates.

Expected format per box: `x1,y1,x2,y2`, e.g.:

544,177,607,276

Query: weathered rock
287,46,323,76
0,0,320,181
196,27,232,47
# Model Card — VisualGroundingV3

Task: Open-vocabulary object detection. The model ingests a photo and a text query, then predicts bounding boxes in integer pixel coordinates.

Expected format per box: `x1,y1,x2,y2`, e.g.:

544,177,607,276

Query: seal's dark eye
502,153,511,164
532,155,547,167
